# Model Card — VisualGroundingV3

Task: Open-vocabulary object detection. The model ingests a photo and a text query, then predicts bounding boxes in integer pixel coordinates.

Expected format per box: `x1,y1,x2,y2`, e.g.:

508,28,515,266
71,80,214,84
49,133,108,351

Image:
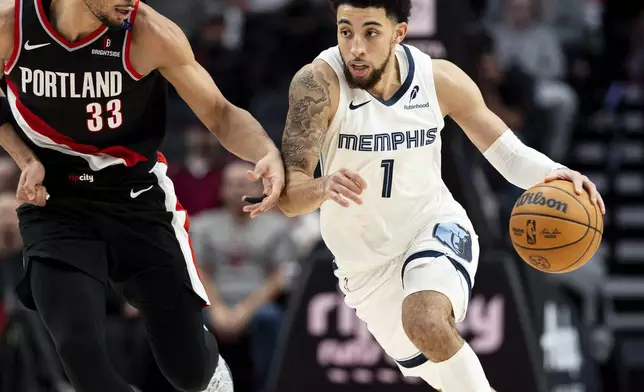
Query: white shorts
334,220,480,389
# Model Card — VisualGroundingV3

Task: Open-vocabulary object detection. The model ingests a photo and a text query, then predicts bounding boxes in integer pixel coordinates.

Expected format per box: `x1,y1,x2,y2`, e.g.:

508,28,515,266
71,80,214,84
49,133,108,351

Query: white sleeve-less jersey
316,44,476,271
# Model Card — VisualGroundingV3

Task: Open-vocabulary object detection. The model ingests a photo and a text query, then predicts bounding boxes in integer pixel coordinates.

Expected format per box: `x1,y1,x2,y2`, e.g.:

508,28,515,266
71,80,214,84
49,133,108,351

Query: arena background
0,0,643,391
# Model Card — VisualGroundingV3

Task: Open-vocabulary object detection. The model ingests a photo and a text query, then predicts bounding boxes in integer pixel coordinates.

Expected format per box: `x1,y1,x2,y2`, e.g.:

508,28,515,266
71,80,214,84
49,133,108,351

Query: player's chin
349,76,374,90
101,16,126,28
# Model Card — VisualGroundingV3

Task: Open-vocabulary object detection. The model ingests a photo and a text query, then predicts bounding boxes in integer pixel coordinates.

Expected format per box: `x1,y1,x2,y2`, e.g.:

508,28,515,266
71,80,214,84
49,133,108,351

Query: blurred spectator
146,0,214,38
626,11,644,84
287,211,322,261
0,193,22,328
168,123,228,216
192,161,296,392
192,12,245,108
487,0,593,46
475,32,542,138
0,156,19,194
0,193,20,260
491,0,578,162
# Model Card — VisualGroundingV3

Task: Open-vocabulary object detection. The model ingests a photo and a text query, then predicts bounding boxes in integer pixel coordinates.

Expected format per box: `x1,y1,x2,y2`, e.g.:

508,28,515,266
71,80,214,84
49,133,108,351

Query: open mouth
349,63,369,77
115,6,133,18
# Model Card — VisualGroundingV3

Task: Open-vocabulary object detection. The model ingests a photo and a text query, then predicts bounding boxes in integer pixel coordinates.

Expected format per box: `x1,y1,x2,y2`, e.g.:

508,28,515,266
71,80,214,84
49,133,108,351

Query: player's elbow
206,98,231,134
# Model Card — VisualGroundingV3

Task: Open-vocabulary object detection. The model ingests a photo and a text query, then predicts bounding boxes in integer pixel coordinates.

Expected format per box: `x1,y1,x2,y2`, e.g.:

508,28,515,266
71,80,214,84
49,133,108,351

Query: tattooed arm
278,61,339,217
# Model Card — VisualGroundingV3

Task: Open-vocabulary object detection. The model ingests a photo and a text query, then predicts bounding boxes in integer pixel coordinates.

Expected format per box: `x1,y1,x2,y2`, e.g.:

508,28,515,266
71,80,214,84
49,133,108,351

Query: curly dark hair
328,0,412,23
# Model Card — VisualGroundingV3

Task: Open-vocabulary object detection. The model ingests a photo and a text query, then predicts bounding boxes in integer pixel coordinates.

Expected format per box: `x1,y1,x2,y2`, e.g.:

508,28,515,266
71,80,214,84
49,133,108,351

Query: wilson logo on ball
514,192,569,213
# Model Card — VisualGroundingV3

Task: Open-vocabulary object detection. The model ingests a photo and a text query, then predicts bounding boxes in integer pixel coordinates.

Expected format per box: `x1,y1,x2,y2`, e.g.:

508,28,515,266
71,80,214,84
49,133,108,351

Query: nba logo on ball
526,220,536,245
103,37,112,50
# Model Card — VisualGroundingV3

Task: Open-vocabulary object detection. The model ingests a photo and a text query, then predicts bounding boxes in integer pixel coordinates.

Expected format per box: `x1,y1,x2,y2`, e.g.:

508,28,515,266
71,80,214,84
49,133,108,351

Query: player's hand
16,160,48,206
323,168,367,207
544,168,606,214
122,302,140,319
242,151,285,218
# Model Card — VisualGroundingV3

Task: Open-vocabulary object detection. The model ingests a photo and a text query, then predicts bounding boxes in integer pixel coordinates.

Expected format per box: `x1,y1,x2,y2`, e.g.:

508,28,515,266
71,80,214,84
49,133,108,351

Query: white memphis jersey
316,44,473,270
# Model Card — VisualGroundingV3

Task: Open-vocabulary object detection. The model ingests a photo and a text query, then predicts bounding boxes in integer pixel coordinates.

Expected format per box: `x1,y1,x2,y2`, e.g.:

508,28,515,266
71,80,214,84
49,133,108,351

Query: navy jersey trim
368,44,415,107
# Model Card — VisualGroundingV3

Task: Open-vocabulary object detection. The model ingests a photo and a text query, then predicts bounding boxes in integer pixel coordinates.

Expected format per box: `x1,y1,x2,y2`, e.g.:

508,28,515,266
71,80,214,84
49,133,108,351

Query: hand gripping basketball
323,168,367,207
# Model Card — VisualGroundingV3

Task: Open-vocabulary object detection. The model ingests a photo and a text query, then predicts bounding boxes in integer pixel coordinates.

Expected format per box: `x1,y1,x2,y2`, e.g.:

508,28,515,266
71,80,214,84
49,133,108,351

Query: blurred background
1,0,643,391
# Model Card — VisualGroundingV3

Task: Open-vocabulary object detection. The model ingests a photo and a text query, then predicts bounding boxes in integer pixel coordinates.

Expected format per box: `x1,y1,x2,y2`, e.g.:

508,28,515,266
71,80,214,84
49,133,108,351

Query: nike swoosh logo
24,41,51,50
130,185,153,199
349,100,371,110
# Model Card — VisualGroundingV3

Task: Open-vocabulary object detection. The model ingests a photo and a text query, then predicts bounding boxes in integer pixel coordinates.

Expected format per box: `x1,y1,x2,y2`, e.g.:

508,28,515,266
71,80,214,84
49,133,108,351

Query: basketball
509,180,603,273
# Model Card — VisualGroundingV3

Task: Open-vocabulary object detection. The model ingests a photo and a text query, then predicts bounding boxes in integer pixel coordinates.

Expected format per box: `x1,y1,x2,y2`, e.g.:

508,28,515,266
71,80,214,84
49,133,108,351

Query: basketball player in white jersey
256,0,606,390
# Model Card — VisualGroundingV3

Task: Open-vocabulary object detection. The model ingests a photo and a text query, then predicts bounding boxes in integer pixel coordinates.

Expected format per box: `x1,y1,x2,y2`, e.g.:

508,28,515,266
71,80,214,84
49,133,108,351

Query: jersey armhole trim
4,0,23,75
425,56,445,131
122,2,143,81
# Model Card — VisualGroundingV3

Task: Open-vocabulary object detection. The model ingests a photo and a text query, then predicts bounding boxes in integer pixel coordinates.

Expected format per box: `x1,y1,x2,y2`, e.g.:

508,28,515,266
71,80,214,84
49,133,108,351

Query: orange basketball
509,180,603,273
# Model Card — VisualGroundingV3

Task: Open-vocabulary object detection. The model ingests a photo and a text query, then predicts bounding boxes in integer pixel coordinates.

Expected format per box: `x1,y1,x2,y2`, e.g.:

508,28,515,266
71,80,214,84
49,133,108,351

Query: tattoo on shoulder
282,65,332,171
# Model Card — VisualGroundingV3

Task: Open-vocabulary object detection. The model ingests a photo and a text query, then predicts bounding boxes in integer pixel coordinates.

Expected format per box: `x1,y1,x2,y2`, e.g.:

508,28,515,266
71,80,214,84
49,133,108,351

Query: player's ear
393,22,408,44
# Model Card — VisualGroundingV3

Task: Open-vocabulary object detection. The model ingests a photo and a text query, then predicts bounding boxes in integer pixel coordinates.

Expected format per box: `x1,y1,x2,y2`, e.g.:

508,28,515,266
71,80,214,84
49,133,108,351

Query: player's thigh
16,203,109,309
103,208,209,311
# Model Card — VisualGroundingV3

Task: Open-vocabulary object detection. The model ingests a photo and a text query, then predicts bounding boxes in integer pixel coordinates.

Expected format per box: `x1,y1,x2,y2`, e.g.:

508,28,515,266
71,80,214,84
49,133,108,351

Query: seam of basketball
528,183,591,225
552,201,600,272
511,212,602,234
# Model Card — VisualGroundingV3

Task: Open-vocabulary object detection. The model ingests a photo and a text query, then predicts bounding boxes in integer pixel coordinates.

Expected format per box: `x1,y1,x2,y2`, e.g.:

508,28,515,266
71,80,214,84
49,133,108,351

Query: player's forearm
0,122,38,170
214,103,279,163
483,130,565,189
278,173,328,217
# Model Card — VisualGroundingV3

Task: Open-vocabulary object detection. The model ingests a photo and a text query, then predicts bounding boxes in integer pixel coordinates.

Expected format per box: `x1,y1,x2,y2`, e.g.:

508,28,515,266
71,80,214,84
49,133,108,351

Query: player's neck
367,53,402,101
49,0,104,43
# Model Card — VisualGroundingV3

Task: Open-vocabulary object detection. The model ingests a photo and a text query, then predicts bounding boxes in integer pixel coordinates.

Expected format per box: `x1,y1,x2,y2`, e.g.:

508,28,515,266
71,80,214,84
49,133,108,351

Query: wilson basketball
509,180,603,273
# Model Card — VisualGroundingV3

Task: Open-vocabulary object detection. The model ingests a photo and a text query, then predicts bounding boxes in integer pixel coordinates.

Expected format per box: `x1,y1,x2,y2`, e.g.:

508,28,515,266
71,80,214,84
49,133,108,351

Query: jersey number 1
86,99,123,132
380,159,394,198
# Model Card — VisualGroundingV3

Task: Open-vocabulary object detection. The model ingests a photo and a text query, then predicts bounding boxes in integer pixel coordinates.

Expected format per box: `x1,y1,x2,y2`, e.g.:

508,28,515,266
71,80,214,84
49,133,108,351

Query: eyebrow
337,19,384,27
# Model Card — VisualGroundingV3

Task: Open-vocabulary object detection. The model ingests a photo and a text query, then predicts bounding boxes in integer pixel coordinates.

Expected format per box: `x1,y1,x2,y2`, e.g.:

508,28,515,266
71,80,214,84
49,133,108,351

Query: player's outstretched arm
132,4,283,216
278,62,366,216
434,59,605,213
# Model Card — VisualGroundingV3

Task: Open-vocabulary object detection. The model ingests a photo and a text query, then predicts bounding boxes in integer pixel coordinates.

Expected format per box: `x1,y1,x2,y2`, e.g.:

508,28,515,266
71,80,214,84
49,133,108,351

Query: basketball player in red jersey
0,0,284,391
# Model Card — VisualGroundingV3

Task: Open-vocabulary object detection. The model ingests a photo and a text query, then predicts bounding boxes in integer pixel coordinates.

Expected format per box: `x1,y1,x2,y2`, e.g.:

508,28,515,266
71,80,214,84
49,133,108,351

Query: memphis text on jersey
19,67,122,99
338,128,438,152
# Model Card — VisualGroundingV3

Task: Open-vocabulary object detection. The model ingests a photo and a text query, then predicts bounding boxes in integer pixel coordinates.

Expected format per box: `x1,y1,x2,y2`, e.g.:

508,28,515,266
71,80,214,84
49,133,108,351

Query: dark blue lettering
359,135,373,151
392,132,405,150
374,133,391,151
338,134,358,151
406,130,420,148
